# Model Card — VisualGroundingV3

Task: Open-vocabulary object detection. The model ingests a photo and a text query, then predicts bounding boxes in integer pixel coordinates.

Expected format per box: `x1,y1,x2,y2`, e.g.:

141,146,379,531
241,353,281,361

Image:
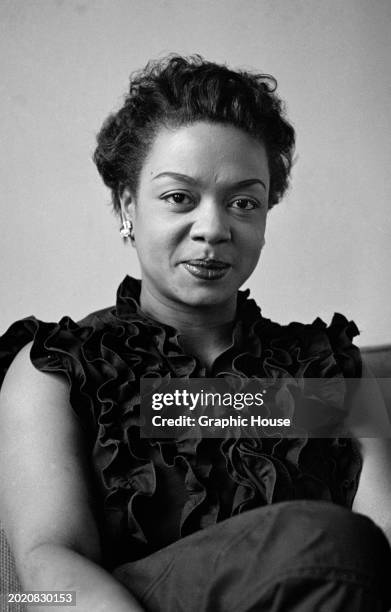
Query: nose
190,198,231,244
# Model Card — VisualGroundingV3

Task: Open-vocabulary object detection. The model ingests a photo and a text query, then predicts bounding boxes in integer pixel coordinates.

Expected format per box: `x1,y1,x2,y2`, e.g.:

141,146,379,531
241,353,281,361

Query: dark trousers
114,500,391,611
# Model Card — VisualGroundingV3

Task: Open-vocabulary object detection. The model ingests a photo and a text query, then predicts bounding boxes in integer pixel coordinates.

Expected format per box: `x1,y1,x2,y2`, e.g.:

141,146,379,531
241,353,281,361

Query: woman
0,55,391,612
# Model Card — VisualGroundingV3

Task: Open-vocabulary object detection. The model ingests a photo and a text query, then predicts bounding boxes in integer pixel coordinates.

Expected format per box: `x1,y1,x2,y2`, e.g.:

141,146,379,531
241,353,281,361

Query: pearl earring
119,219,133,239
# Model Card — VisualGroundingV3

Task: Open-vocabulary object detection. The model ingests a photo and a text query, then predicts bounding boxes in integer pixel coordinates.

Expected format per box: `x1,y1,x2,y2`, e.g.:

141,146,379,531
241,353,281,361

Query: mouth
182,259,231,281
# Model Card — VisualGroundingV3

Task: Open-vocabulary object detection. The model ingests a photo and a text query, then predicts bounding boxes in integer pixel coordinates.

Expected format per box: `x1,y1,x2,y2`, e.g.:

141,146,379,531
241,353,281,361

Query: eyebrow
152,172,267,190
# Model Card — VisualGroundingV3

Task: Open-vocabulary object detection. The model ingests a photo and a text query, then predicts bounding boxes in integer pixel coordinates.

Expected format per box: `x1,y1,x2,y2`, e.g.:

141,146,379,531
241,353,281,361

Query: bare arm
0,343,145,612
353,438,391,543
350,361,391,543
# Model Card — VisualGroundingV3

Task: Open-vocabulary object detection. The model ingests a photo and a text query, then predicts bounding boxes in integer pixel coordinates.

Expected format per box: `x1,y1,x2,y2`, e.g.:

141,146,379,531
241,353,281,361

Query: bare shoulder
0,340,78,450
1,340,69,405
0,341,101,569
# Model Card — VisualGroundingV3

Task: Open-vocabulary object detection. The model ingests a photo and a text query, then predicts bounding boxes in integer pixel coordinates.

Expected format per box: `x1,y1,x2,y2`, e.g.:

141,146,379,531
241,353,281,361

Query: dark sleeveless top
0,276,363,568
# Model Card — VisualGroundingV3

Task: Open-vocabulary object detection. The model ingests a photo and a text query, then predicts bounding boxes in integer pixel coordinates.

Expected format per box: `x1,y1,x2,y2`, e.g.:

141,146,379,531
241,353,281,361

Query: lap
113,500,391,612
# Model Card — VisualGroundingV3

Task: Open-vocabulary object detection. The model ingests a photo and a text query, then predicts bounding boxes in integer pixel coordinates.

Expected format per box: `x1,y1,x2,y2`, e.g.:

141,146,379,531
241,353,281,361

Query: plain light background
1,0,390,346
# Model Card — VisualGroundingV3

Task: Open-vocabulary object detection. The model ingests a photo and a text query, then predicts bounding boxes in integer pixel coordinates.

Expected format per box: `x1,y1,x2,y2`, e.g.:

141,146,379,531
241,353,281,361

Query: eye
229,198,259,211
162,192,193,206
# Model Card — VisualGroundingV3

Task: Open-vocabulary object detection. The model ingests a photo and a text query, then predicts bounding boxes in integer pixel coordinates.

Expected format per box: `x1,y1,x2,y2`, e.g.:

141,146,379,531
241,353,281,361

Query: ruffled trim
0,276,363,565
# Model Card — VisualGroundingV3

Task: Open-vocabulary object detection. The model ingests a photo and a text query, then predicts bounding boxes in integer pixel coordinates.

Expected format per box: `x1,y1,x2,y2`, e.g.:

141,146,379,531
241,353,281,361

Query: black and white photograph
1,1,391,611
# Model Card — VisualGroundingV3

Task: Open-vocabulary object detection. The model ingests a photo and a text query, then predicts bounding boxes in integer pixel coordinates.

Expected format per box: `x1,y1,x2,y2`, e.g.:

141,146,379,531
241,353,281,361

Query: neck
139,285,237,333
139,285,237,367
138,282,241,370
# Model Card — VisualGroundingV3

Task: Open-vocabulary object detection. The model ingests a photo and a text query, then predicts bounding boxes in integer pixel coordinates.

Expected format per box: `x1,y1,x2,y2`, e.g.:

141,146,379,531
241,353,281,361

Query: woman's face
122,121,270,316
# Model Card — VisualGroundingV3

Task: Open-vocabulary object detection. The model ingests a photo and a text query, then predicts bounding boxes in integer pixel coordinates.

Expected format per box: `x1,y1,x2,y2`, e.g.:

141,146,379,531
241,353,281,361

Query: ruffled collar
115,275,264,330
114,275,271,377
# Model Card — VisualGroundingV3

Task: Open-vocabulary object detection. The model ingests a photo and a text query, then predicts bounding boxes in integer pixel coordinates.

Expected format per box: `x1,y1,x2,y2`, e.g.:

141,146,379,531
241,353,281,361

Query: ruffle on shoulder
0,315,106,439
0,277,363,565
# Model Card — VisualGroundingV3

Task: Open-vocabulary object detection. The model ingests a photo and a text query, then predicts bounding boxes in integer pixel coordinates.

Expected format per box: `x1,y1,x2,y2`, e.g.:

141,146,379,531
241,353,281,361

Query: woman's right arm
0,342,145,612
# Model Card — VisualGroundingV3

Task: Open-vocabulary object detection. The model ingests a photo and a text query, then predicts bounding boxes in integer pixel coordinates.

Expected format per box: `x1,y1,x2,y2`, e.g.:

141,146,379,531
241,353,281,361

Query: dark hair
93,54,295,212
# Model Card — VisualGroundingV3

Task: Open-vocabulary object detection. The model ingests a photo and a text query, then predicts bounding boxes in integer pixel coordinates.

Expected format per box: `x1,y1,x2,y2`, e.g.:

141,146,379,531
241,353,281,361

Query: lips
185,259,230,268
182,258,231,281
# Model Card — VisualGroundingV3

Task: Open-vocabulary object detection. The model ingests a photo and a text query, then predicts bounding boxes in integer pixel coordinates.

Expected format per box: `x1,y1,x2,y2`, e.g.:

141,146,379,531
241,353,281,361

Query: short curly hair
93,55,295,212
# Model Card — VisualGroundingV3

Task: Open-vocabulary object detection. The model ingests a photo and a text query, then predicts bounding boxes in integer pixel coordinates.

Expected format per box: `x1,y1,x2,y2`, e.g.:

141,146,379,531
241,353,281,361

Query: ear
119,186,136,224
118,186,137,244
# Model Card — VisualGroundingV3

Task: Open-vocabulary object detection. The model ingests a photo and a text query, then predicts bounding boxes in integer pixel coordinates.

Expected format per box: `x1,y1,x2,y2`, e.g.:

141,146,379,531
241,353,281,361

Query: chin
175,286,236,309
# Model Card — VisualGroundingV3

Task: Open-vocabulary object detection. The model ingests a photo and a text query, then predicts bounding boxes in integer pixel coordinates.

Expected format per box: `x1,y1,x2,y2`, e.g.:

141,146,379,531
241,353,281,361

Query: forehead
141,121,270,184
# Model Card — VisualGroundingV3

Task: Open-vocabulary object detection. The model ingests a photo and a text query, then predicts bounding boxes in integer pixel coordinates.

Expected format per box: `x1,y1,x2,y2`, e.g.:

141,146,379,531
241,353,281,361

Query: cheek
237,225,265,259
135,227,179,265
